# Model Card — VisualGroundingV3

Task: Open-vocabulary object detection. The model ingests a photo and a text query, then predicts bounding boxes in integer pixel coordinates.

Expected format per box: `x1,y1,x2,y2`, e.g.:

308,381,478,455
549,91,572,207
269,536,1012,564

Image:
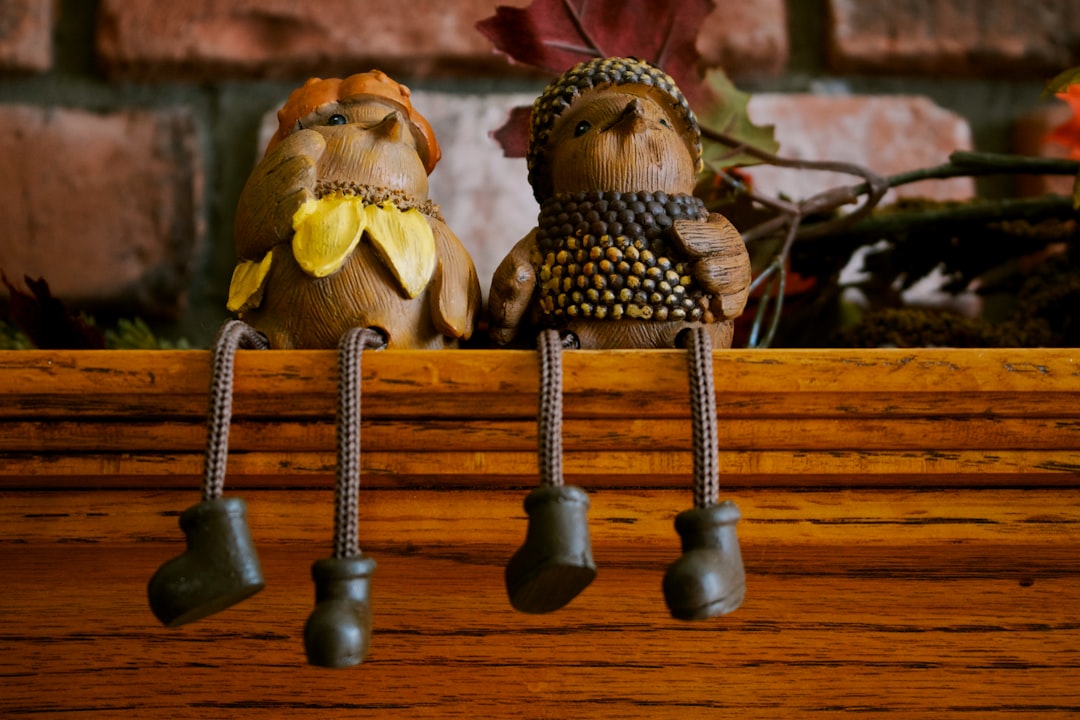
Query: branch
699,126,1080,348
845,151,1080,198
801,194,1078,243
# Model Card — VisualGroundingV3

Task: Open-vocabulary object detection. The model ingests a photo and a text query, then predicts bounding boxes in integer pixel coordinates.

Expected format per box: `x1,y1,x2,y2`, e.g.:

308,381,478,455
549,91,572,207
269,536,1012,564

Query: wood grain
2,488,1079,718
1,348,1078,716
1,348,1077,418
2,348,1078,488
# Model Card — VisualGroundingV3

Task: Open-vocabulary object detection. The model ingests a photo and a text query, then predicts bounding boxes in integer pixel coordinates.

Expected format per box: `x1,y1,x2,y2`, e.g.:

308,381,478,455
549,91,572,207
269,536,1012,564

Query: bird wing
234,129,326,261
487,231,539,346
670,214,751,321
228,130,326,314
427,219,482,340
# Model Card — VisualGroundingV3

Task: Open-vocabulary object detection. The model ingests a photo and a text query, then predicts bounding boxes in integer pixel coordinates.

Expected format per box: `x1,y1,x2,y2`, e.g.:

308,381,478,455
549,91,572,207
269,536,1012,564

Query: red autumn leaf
490,105,533,159
477,0,716,156
478,0,713,100
1047,83,1080,161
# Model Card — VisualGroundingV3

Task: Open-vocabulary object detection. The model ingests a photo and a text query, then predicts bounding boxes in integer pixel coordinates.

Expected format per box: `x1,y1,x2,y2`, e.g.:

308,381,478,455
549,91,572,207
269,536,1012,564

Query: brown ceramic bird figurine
149,72,482,671
494,58,750,623
230,71,481,349
488,57,750,349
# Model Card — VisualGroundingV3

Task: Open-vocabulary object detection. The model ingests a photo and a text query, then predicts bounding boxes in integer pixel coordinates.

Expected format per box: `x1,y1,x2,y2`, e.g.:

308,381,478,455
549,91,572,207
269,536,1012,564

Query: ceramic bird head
487,57,750,350
527,56,702,202
229,71,481,350
268,72,440,201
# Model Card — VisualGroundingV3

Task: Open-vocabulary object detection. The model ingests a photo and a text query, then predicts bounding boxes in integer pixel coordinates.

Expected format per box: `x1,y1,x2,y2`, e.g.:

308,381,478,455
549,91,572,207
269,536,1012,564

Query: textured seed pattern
314,179,442,220
534,190,709,323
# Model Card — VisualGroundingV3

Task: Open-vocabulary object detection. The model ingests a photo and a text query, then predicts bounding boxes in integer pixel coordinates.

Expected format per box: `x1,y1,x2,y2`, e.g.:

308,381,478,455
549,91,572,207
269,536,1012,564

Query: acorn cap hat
527,56,702,199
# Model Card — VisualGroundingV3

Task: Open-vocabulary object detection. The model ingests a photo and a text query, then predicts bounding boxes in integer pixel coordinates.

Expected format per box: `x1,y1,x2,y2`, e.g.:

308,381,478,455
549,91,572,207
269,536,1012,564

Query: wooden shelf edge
1,347,1077,419
2,348,1076,489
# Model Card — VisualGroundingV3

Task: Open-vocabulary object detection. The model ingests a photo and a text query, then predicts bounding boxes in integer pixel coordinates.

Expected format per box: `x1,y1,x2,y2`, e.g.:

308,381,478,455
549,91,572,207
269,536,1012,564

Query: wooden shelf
2,348,1078,487
1,348,1079,717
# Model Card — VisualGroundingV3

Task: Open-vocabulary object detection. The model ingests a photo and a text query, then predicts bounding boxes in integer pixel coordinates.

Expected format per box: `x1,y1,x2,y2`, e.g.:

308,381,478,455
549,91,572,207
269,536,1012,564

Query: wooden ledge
3,348,1080,716
1,348,1078,488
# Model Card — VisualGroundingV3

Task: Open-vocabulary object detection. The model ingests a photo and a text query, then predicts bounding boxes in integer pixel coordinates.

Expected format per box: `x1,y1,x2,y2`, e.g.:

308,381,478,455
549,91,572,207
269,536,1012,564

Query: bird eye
574,120,592,137
327,114,347,126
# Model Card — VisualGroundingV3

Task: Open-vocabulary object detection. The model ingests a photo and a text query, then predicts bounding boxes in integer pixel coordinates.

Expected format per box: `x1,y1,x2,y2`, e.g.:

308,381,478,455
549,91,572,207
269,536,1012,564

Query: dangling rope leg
147,319,268,628
504,328,596,614
303,326,384,668
687,327,720,510
662,326,746,621
203,319,270,502
537,328,567,489
333,327,386,558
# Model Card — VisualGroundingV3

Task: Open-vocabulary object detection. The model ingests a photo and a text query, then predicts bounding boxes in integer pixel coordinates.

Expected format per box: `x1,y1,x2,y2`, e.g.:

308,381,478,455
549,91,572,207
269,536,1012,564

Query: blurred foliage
0,316,191,350
765,204,1079,348
104,317,191,349
1,274,191,350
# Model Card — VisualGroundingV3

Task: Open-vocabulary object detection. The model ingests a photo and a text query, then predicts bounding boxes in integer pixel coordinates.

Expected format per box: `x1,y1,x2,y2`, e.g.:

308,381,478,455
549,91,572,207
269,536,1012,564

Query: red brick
0,105,203,317
827,0,1080,76
96,0,788,81
1012,102,1076,197
0,0,54,73
96,0,529,80
698,0,789,78
742,94,975,203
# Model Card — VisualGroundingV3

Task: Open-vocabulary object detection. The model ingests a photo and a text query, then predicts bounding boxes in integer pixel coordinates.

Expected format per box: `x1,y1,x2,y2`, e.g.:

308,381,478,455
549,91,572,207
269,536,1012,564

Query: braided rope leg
504,328,596,613
537,329,566,488
202,320,270,502
660,326,745,620
333,327,387,559
686,326,719,509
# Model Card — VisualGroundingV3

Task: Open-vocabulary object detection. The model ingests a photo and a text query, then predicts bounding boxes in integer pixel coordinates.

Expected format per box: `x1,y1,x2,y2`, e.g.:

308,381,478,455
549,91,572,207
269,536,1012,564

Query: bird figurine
149,71,481,670
229,70,481,349
491,57,751,621
488,56,750,350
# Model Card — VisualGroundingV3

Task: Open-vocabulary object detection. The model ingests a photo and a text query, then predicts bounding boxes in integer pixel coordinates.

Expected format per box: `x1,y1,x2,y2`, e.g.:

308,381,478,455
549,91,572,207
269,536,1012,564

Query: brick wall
0,0,1075,345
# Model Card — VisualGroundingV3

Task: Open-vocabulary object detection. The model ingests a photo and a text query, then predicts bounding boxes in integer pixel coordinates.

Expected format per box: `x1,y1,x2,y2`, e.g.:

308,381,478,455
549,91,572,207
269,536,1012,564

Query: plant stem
699,125,1080,348
802,194,1078,243
846,151,1080,197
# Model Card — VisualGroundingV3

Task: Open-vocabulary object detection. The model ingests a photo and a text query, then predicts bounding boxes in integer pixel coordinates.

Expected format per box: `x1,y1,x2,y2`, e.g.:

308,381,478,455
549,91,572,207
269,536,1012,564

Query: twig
700,127,1080,348
845,151,1080,199
803,194,1078,243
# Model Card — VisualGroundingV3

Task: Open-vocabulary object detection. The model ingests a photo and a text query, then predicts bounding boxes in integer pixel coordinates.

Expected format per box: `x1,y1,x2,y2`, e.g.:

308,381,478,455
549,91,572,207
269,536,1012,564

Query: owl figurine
229,71,481,349
489,57,750,350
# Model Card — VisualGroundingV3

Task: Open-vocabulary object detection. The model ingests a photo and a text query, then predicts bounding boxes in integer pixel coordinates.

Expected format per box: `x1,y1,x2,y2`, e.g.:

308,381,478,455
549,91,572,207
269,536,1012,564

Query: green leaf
105,317,190,350
1044,66,1080,96
698,68,779,170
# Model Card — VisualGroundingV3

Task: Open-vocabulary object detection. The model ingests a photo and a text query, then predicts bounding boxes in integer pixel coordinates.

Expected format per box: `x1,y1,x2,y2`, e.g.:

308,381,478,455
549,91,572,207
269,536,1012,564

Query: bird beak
372,111,405,142
604,98,647,134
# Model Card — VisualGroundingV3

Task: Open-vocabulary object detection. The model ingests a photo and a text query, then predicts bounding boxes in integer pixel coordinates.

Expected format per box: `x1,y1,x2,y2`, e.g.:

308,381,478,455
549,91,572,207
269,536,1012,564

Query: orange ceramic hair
268,71,441,173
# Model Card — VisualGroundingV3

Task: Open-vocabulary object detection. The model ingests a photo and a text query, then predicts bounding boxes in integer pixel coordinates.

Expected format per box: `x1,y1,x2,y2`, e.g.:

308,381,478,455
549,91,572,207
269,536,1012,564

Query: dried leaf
489,105,533,159
1045,83,1080,208
1044,65,1080,96
1047,84,1080,161
479,0,716,156
1,273,105,349
698,68,780,170
478,0,713,93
